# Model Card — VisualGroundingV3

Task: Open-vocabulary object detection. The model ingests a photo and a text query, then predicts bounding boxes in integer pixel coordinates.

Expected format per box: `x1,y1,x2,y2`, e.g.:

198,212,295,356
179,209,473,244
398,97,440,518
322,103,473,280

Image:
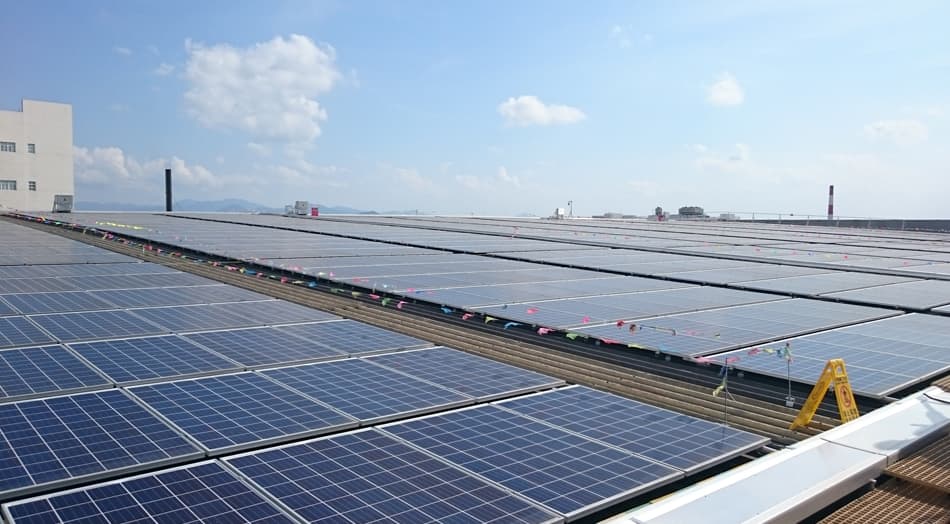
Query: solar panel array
260,358,472,423
3,461,297,524
127,373,359,454
0,345,108,402
497,386,768,473
26,211,950,520
381,405,682,519
69,335,242,384
714,313,950,398
367,347,565,401
47,214,950,376
223,430,561,524
0,389,202,500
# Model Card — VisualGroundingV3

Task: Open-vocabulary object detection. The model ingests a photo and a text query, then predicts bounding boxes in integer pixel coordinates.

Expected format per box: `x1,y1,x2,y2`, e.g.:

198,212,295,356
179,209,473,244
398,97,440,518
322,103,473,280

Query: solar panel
89,285,268,308
0,345,109,402
497,386,769,473
718,313,950,398
1,291,116,315
69,273,216,291
223,429,560,524
381,405,681,519
823,279,950,309
0,278,80,294
29,309,168,343
262,359,472,423
0,298,16,317
367,347,564,401
0,389,202,500
275,319,432,356
183,327,348,368
0,317,55,349
2,461,297,524
574,298,899,357
131,300,338,333
127,373,357,454
68,335,242,384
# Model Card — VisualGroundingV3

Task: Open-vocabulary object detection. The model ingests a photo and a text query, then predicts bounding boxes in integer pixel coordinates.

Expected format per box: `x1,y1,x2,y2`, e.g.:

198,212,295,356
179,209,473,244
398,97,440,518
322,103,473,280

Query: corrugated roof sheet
887,435,950,493
819,480,949,524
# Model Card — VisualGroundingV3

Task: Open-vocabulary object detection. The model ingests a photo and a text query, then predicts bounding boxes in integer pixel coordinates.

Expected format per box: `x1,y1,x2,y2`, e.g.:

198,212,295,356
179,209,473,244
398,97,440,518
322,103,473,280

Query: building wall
0,100,73,211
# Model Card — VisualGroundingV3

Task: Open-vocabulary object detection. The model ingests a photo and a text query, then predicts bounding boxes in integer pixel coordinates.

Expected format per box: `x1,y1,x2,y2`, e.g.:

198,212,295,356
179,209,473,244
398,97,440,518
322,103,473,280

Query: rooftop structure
0,99,73,212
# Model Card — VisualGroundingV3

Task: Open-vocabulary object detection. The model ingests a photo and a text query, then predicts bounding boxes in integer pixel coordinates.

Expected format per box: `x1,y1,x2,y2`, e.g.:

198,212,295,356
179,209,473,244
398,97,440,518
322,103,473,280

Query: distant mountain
175,199,285,213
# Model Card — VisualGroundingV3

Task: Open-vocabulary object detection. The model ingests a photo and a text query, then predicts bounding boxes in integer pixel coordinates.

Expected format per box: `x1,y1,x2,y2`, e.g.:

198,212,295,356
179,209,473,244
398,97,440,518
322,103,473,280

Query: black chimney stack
164,168,172,212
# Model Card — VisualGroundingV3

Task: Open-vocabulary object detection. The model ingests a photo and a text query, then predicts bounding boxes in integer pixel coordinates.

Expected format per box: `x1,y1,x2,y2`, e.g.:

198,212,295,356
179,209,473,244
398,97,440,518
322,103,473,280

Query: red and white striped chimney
827,185,834,220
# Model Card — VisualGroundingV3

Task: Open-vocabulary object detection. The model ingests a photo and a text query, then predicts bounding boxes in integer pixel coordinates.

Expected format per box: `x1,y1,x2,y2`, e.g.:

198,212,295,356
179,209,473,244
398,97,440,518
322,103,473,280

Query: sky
2,0,949,217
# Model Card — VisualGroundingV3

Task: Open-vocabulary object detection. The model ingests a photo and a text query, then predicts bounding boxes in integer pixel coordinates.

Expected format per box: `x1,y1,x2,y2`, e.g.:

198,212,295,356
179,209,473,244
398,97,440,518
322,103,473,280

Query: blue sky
2,1,948,217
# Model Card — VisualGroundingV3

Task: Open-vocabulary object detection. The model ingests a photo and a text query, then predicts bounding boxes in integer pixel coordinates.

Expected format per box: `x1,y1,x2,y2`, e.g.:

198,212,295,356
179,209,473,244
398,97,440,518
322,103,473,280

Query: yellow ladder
789,359,860,430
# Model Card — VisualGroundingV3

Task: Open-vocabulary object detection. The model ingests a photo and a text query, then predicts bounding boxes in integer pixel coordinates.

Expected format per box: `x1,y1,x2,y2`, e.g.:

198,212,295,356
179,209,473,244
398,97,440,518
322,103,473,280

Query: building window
0,180,16,191
27,143,35,154
28,181,36,191
0,142,14,153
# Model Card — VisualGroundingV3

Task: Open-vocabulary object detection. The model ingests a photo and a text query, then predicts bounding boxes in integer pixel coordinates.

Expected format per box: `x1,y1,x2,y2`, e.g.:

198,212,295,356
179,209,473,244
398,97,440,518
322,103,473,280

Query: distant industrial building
0,99,73,211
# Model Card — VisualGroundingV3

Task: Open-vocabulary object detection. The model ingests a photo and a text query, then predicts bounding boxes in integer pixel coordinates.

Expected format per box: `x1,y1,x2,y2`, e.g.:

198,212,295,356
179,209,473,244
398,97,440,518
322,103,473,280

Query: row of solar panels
166,212,950,274
1,385,768,523
0,318,439,401
37,213,950,400
0,345,564,500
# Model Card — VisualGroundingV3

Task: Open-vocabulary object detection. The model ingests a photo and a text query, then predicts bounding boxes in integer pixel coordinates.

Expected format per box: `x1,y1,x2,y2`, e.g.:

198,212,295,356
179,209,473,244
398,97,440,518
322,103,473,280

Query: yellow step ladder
789,359,860,430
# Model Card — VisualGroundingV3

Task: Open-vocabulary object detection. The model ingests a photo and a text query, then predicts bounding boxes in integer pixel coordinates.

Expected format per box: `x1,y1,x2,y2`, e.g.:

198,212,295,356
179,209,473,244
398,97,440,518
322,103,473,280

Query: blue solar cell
0,389,201,499
68,335,241,384
132,300,338,333
367,347,564,401
275,319,432,356
0,345,109,402
3,461,296,524
262,359,471,423
0,317,55,349
183,327,347,368
127,373,357,453
29,310,168,343
498,386,769,473
1,292,116,315
382,405,682,518
224,429,560,524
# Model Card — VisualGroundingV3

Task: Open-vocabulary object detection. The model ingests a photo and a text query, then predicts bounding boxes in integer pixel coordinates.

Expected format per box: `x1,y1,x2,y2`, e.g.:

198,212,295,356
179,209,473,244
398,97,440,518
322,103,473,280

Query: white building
0,99,73,211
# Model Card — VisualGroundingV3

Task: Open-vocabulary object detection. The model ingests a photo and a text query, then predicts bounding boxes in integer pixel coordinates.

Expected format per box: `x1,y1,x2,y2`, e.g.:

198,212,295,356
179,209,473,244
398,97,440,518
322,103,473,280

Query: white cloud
498,96,586,126
74,145,221,188
153,63,175,76
183,34,342,147
113,46,132,56
378,163,430,190
706,72,744,106
496,166,520,186
109,103,128,112
246,142,271,157
863,119,928,145
147,45,160,56
453,167,521,190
